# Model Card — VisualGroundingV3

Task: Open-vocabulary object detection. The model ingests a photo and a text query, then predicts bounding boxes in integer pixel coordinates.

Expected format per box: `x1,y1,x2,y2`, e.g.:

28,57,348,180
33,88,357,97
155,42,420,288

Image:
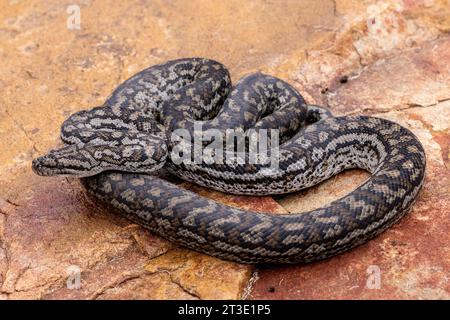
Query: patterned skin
32,58,426,264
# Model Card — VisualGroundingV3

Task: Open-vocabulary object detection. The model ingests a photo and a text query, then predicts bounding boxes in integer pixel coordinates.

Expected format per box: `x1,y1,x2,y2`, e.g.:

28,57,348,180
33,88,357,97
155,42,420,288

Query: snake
32,58,426,264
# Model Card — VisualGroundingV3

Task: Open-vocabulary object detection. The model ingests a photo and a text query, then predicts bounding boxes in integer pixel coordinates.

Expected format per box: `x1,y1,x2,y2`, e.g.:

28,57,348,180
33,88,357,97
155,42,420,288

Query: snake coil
32,58,426,264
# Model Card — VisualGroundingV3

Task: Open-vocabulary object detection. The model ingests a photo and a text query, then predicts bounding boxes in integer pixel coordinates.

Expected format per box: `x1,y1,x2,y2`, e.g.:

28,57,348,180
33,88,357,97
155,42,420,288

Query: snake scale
32,58,426,264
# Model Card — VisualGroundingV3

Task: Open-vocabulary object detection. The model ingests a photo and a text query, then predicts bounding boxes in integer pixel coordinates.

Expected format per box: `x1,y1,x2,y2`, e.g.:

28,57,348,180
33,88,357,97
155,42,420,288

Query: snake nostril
32,158,41,168
31,158,45,175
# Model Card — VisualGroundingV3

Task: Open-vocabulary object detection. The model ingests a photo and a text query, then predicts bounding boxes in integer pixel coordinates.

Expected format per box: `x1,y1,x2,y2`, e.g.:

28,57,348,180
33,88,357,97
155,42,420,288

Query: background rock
0,0,449,299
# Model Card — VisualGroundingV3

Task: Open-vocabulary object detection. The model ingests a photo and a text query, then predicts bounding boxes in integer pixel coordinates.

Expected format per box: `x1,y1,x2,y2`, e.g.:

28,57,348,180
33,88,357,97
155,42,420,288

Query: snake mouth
32,158,105,178
31,156,83,177
31,153,100,178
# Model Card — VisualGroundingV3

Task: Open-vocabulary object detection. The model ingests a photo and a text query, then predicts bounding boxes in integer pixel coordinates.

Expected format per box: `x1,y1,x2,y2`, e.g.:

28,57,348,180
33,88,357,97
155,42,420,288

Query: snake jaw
31,145,100,177
32,156,86,177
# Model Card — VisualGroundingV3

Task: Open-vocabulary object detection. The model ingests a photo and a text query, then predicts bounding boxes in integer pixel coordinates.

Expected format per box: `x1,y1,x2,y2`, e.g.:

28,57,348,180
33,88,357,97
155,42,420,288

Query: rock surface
0,0,449,299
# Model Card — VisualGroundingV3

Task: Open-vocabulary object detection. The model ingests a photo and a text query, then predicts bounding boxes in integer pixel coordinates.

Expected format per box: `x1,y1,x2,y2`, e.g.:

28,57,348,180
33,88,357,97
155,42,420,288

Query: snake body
32,58,426,264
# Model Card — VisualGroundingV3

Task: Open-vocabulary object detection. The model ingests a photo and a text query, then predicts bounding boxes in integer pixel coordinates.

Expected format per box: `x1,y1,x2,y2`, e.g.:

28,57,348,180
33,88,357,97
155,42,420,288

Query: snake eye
94,151,103,159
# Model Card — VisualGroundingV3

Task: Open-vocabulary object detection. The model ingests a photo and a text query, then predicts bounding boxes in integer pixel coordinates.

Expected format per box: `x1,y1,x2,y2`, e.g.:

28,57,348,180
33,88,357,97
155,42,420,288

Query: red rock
1,0,450,300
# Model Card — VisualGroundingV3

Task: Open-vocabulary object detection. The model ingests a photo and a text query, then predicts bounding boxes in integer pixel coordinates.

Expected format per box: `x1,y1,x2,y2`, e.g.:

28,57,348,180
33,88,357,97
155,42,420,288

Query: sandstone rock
287,0,450,106
327,38,450,115
1,0,449,300
145,249,253,300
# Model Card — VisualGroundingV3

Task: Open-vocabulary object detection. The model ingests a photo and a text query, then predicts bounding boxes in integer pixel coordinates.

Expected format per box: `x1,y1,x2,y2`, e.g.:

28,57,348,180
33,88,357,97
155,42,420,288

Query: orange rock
1,0,449,300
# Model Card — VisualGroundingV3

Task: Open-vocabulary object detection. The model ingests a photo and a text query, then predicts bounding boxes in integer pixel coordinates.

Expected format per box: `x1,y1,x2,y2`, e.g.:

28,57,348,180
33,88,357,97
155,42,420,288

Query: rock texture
0,0,449,299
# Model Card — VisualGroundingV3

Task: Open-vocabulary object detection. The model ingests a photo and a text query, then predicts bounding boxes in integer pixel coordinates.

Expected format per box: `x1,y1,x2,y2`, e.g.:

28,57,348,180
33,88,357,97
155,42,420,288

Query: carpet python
32,58,426,264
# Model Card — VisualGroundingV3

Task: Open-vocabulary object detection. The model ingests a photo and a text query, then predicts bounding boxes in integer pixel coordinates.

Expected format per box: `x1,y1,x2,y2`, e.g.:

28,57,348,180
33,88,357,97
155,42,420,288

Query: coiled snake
32,58,426,264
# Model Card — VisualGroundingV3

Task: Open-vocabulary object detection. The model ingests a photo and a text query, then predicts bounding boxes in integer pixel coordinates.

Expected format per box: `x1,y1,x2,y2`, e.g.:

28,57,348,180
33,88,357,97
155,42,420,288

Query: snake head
32,133,168,177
